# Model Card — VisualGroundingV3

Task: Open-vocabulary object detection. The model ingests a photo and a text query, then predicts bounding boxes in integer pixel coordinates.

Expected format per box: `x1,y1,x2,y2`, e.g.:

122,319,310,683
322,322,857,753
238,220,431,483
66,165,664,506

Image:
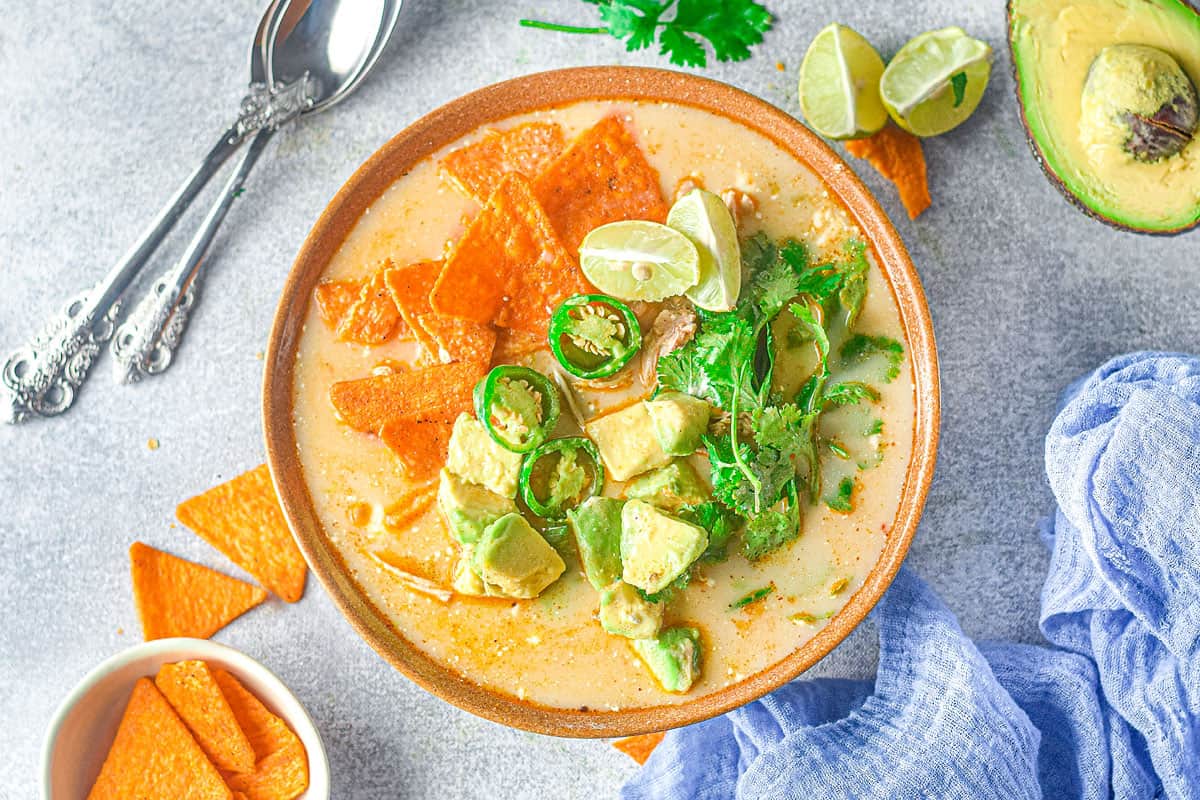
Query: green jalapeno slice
519,437,605,519
473,365,560,454
548,294,642,379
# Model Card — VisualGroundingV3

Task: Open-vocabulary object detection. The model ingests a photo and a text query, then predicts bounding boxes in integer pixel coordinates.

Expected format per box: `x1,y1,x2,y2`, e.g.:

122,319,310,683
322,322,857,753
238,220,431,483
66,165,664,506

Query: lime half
667,189,742,311
880,27,993,137
798,23,888,140
579,221,700,302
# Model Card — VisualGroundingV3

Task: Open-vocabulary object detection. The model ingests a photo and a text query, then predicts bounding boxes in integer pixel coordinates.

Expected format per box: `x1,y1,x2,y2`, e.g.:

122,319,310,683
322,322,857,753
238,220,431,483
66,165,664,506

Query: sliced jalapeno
519,437,604,519
549,294,642,379
473,365,560,454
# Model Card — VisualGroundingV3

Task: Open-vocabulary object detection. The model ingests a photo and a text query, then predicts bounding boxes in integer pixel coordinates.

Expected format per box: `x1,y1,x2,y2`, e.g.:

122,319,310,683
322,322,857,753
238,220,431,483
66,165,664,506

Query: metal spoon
3,0,402,419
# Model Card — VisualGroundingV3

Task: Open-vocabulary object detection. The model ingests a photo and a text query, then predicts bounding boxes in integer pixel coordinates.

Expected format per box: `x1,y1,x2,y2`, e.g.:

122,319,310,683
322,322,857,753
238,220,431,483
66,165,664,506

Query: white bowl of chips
41,638,330,799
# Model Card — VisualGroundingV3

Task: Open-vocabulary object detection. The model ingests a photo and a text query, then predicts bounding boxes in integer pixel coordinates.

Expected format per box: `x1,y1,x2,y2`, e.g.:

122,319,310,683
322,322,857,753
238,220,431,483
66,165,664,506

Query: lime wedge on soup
579,221,700,302
666,189,742,311
880,27,993,137
798,23,889,140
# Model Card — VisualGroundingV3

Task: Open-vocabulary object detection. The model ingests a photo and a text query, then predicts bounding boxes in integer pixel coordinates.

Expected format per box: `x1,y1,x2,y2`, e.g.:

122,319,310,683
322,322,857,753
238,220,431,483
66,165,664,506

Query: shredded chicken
639,297,699,386
721,188,758,229
673,174,706,202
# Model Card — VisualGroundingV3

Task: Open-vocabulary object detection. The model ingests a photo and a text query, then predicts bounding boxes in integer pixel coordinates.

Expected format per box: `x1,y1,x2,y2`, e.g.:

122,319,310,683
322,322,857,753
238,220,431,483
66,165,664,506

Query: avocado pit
1081,44,1199,163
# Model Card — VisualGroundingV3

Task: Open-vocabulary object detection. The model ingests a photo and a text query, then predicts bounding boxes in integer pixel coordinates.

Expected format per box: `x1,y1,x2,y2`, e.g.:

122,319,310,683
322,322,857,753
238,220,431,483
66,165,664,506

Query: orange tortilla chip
329,361,483,432
336,267,409,344
612,732,666,765
379,420,453,481
383,260,496,366
176,465,308,604
130,542,267,641
844,125,931,220
155,660,256,774
491,328,547,364
440,122,566,202
430,173,589,334
213,669,309,800
532,116,670,253
313,279,362,330
86,677,232,800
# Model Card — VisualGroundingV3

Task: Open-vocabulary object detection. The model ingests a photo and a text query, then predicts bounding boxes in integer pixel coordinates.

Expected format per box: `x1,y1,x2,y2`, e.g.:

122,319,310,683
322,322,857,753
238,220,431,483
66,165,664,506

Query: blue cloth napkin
623,352,1200,800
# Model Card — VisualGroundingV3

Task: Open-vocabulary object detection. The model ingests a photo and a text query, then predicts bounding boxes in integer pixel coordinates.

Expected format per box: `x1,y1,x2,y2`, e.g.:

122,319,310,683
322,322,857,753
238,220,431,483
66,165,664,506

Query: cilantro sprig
519,0,774,68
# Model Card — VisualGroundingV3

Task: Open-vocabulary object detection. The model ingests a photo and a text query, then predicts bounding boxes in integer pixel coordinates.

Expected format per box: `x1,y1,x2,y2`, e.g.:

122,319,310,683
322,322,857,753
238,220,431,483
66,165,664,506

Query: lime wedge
880,27,993,137
798,23,888,140
666,189,742,311
579,221,700,302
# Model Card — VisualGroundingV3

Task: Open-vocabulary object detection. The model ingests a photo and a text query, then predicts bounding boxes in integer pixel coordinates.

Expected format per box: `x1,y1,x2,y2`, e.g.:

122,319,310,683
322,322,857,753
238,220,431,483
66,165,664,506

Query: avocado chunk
584,403,671,481
472,513,566,599
446,413,523,498
566,497,624,590
599,581,663,639
644,392,710,457
620,499,708,594
437,470,518,544
1008,0,1200,233
624,460,710,512
631,627,702,693
451,545,488,596
1081,45,1198,163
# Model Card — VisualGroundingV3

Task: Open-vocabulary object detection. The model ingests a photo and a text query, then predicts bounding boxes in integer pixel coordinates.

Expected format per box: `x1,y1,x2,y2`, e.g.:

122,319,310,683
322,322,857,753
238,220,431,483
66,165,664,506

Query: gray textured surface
1,1,1196,798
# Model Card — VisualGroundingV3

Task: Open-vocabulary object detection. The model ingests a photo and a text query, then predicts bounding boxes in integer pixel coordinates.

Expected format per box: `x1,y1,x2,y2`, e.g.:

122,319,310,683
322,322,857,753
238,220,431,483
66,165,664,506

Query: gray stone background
1,0,1196,797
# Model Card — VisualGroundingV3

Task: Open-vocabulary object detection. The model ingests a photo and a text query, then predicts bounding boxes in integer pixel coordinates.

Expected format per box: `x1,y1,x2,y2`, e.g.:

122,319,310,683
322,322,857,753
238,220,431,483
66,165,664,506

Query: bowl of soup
263,67,939,737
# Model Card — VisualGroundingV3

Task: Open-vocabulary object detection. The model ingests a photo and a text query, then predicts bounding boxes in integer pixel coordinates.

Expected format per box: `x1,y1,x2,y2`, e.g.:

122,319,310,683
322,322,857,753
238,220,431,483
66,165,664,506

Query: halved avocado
1008,0,1200,234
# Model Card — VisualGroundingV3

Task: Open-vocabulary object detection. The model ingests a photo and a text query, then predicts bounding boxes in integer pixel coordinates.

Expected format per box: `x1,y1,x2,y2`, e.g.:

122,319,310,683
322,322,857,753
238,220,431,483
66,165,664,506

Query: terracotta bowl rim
262,65,941,738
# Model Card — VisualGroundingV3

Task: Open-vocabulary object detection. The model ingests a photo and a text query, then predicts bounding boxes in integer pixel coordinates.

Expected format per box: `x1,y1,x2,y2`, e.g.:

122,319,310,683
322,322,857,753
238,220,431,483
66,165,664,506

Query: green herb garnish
730,584,774,609
519,0,774,68
950,71,968,108
841,334,905,383
825,476,855,512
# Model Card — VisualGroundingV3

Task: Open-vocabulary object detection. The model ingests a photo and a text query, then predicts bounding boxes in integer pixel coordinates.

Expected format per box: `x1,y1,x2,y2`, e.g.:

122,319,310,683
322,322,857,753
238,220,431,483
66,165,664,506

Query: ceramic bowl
41,638,330,799
263,66,940,738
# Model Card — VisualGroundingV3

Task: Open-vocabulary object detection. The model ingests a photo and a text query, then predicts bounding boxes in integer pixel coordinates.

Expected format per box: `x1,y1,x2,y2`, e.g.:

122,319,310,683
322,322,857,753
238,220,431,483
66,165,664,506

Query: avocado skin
1007,0,1200,235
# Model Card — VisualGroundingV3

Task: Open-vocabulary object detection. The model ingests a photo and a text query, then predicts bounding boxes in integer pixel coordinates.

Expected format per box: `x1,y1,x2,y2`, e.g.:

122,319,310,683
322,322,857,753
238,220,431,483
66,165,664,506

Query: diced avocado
599,581,663,639
584,403,671,482
451,545,487,596
624,460,710,512
436,469,517,545
566,497,624,590
644,392,710,456
472,513,565,599
620,500,708,594
446,413,523,498
631,627,702,693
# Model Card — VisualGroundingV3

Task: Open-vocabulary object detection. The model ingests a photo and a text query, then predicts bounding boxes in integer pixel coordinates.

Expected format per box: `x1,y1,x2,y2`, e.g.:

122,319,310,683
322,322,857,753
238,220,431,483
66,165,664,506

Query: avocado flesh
620,499,708,595
624,460,711,512
585,403,672,481
644,392,710,457
631,627,702,693
599,581,664,639
446,413,523,498
1009,0,1200,232
472,513,566,599
437,469,518,545
567,496,625,590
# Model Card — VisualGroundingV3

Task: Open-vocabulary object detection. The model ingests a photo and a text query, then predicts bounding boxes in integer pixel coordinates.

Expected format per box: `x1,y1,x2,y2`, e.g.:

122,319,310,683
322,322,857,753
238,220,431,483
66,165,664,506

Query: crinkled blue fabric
623,352,1200,800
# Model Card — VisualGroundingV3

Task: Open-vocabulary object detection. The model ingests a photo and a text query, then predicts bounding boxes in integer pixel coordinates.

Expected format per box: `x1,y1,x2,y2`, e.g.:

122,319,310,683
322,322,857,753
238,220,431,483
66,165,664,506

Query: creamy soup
291,101,915,711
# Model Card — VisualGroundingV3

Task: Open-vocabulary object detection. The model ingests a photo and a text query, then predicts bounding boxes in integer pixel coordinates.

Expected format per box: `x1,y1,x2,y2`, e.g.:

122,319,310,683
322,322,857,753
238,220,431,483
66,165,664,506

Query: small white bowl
41,638,330,800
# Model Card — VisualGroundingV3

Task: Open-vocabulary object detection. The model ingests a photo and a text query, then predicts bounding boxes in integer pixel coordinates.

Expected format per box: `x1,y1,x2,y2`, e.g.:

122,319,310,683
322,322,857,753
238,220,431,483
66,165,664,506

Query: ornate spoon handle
111,74,314,384
112,128,274,383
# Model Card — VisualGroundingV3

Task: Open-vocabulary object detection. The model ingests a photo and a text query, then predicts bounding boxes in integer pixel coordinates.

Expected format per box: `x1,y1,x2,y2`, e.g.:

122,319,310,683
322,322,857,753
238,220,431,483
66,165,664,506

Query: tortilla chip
176,465,307,604
383,260,496,366
430,173,589,334
213,669,309,800
844,125,931,220
441,122,566,202
379,420,453,481
130,543,267,641
336,267,409,344
313,279,362,330
491,328,547,364
155,660,256,774
532,116,669,253
86,677,232,800
329,361,483,432
612,731,665,765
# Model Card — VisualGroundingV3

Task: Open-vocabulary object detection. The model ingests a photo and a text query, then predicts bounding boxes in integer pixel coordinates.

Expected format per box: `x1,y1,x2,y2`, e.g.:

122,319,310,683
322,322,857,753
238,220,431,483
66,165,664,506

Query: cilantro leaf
822,381,879,407
740,481,800,561
520,0,773,68
679,501,740,562
730,584,774,609
950,71,968,107
840,334,905,383
825,476,855,512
